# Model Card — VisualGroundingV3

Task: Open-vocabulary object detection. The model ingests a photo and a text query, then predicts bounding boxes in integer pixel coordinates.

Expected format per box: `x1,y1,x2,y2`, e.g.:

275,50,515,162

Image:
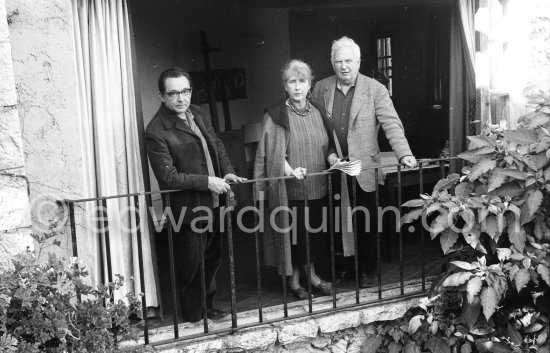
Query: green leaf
487,170,507,192
537,329,548,346
400,208,424,225
451,261,474,270
537,264,550,286
489,182,524,198
408,315,424,335
360,334,384,353
486,272,508,299
527,114,550,129
467,135,496,148
430,211,449,238
461,209,476,228
496,248,511,261
442,271,473,287
504,128,538,145
524,323,544,333
480,287,499,320
388,342,402,353
389,327,402,343
498,168,527,180
462,223,481,249
455,182,475,198
471,145,497,155
478,208,490,223
526,190,544,218
515,268,530,292
425,337,451,353
466,277,483,303
468,158,497,182
461,342,472,353
475,340,513,353
402,199,426,208
433,175,460,194
507,323,522,346
426,202,442,216
524,152,550,171
510,264,520,280
470,325,495,335
482,215,500,239
463,296,481,329
440,229,459,254
403,340,421,353
458,150,489,163
508,225,526,253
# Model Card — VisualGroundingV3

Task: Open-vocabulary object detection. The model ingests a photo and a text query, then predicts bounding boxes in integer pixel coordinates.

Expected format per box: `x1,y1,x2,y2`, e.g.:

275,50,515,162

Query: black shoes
334,269,354,284
203,308,228,321
314,279,333,296
290,286,311,300
359,272,374,288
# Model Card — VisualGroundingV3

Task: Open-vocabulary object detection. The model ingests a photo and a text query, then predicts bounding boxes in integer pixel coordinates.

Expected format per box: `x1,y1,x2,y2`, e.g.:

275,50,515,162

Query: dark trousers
334,176,379,274
288,198,328,267
172,224,222,322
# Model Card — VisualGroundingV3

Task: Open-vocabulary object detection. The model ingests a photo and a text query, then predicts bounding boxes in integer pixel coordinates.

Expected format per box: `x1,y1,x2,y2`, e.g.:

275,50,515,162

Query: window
376,36,393,96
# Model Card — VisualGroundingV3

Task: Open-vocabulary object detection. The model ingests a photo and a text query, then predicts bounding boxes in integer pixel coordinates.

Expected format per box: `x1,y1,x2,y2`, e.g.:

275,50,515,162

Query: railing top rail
64,156,458,204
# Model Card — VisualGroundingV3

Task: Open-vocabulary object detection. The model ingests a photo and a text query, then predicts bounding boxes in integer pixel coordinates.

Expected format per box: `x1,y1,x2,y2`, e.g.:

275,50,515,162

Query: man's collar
157,103,192,129
336,76,357,91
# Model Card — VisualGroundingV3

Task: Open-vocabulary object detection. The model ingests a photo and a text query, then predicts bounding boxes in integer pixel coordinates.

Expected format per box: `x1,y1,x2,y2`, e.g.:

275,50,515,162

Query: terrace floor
148,227,443,330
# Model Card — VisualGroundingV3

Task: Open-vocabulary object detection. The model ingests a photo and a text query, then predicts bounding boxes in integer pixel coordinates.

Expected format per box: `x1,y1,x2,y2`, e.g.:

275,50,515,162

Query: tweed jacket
312,73,413,192
145,103,235,224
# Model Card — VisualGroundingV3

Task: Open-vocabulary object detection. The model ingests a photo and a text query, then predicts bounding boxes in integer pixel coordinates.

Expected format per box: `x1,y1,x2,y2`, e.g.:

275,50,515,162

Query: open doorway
129,0,455,323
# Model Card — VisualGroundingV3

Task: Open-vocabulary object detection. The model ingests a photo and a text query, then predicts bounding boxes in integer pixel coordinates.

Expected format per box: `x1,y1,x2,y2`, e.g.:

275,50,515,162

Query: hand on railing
290,167,307,180
208,176,231,194
400,155,418,168
224,173,247,183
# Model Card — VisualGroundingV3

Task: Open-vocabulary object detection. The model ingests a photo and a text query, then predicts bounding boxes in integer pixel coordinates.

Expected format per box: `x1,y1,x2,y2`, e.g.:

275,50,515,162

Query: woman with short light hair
254,59,336,299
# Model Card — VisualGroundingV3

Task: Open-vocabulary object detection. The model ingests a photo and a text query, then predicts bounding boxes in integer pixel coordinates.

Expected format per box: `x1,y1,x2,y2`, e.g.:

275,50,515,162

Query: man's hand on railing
224,173,247,184
208,176,231,194
400,155,418,168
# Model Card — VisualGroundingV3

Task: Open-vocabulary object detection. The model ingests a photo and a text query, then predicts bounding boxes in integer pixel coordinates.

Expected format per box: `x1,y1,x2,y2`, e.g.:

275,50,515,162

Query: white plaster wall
0,0,33,270
6,0,85,260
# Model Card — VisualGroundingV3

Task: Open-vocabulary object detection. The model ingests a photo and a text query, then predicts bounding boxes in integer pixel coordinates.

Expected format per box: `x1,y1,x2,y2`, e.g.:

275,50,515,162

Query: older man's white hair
330,36,361,63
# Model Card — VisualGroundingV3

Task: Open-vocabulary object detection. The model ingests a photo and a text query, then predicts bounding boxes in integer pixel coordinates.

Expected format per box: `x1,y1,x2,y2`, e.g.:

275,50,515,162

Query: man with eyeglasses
146,67,246,323
312,36,417,289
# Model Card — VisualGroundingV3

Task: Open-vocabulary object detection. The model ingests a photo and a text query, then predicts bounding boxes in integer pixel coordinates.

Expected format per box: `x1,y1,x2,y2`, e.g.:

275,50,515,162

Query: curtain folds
71,0,158,309
449,0,476,172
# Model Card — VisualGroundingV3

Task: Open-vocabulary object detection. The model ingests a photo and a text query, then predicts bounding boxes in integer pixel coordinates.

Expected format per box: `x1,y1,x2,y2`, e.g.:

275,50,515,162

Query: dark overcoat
145,104,235,224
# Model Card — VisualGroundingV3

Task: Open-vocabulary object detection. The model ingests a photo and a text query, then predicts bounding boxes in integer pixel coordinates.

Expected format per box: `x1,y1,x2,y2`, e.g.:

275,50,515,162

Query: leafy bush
362,92,550,353
0,251,144,352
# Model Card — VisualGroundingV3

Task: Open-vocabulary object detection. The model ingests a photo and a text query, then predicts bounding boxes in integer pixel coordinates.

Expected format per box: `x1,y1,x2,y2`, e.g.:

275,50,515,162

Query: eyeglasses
165,88,192,99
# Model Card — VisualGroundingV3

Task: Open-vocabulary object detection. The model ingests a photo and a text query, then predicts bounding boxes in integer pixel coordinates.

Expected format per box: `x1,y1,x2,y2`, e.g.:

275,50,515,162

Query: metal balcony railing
64,157,458,347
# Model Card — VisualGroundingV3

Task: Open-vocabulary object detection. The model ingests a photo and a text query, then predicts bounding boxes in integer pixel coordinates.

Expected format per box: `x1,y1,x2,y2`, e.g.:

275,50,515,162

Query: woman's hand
290,167,307,179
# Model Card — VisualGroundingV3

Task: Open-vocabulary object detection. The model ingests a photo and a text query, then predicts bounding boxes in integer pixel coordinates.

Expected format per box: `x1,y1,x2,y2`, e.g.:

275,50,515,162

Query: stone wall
0,0,32,270
150,295,424,353
5,0,85,261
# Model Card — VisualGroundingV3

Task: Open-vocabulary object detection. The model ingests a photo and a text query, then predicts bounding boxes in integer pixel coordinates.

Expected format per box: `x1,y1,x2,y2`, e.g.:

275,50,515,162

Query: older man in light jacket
312,36,417,288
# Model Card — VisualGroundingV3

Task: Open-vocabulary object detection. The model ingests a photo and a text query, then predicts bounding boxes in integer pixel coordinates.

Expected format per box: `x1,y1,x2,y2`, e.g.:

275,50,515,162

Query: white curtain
71,0,158,309
449,0,476,172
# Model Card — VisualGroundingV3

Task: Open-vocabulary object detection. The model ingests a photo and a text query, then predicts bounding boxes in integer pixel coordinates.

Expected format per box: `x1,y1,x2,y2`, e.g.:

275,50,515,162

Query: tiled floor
149,228,443,328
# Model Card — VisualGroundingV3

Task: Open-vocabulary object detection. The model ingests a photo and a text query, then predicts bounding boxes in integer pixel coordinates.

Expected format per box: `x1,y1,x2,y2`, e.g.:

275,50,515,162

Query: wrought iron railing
64,157,457,347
